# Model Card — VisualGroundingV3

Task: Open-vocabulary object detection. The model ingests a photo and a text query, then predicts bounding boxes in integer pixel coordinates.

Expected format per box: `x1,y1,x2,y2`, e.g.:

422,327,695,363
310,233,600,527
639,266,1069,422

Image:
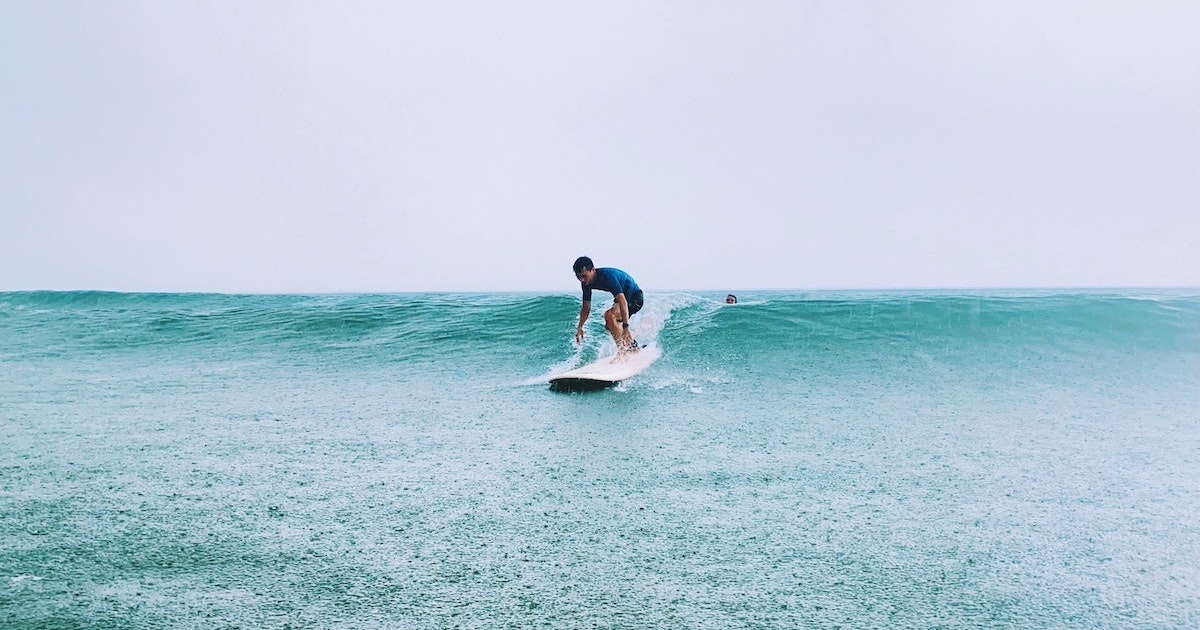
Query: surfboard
549,344,662,392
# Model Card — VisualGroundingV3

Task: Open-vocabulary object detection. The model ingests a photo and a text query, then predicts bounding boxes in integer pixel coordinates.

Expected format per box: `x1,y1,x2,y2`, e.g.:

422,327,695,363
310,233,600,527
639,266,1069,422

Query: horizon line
2,284,1198,296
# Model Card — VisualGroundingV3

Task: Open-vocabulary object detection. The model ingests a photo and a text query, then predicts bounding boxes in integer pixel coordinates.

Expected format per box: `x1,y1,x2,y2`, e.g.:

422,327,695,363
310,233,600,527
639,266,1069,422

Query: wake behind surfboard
549,344,662,392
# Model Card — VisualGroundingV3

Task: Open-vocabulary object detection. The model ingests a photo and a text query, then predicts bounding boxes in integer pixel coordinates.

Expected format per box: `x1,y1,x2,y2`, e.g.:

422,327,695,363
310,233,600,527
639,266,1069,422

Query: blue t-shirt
582,267,641,302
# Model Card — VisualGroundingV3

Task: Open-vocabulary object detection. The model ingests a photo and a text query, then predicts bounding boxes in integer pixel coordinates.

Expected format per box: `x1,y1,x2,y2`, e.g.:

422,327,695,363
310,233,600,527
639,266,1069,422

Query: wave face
3,289,1195,370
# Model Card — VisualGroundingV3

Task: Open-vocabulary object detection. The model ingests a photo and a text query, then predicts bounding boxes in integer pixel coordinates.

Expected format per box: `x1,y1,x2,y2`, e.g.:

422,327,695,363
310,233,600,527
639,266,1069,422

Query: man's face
576,268,596,284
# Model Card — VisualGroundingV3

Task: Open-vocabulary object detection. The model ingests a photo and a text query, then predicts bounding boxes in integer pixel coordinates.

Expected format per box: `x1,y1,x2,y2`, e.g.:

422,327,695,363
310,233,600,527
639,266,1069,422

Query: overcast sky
2,1,1197,293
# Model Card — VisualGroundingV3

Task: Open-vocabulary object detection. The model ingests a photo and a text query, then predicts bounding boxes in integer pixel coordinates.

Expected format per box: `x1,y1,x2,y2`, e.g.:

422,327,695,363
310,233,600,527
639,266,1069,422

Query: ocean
2,289,1197,628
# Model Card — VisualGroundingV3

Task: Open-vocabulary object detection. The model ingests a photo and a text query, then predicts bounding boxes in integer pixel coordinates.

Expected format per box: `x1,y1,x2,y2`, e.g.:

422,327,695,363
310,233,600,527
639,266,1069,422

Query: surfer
726,294,738,304
573,256,643,352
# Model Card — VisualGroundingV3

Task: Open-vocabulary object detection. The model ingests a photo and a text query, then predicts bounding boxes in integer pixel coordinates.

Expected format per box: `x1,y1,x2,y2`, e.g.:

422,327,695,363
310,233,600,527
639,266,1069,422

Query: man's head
573,256,595,282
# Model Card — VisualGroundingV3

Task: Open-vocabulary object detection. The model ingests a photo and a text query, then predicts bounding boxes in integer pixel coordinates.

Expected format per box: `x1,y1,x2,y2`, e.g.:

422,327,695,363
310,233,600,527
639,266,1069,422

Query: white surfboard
549,344,662,392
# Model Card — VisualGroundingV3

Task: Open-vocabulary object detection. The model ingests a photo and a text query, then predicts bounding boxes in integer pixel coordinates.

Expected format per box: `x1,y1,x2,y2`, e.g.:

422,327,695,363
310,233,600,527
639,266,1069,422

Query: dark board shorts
628,291,644,316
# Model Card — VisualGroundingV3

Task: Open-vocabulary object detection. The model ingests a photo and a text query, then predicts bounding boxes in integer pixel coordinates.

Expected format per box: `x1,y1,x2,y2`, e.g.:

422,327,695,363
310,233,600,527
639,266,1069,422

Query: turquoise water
2,289,1198,628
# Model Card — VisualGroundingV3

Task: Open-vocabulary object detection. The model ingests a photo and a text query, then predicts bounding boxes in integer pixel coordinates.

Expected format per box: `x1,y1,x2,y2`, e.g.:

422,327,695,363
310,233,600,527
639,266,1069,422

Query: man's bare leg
604,306,638,352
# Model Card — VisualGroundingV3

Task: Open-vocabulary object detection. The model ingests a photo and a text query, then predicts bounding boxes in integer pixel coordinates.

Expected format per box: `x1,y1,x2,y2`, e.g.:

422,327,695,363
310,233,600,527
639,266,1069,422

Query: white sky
2,1,1197,293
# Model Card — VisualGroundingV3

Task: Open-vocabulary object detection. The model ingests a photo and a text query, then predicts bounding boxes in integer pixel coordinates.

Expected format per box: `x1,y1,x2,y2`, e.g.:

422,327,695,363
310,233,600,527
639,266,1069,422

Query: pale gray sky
2,1,1197,293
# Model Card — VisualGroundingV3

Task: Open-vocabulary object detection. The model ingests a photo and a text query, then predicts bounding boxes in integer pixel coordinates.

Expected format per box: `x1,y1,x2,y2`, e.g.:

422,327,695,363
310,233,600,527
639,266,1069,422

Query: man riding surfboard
573,256,643,353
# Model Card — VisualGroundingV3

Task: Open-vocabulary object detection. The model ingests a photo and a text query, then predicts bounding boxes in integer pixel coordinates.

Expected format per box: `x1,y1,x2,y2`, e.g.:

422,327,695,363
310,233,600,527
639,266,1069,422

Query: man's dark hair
573,256,594,275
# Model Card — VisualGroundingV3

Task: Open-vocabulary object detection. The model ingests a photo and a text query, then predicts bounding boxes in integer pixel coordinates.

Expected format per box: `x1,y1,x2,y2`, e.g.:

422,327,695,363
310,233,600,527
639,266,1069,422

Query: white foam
629,292,706,341
10,575,43,584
